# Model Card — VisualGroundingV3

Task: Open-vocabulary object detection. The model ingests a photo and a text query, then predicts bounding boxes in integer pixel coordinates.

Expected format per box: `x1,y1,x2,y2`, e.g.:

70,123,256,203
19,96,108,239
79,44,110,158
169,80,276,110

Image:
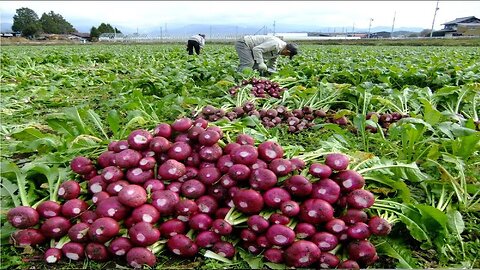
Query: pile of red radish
228,78,287,98
7,117,391,269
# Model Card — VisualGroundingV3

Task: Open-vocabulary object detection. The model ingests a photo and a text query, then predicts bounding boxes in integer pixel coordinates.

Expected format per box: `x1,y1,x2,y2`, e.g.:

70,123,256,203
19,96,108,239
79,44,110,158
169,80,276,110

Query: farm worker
235,35,298,73
187,34,206,55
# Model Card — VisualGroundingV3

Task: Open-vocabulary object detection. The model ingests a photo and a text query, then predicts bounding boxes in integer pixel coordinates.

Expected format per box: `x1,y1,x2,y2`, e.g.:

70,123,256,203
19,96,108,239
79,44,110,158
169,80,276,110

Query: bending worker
235,34,298,72
187,34,206,55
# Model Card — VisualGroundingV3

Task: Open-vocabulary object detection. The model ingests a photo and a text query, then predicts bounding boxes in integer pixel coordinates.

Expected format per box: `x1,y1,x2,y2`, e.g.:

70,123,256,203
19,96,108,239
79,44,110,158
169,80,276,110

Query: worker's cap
286,43,299,59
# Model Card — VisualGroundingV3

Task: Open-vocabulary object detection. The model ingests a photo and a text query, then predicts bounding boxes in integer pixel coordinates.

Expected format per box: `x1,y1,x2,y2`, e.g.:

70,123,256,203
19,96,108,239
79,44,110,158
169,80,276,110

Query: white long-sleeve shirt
243,35,287,67
188,34,205,47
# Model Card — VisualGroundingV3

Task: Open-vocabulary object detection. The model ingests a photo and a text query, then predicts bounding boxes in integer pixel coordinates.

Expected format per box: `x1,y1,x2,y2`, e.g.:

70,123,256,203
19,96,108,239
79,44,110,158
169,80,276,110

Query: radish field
1,43,479,269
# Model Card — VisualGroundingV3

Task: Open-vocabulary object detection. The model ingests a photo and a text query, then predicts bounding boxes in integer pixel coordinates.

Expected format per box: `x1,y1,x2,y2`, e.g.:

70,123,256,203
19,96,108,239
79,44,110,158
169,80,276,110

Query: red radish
240,229,258,242
212,219,233,235
198,167,221,185
198,130,221,146
67,222,90,243
195,231,221,248
230,145,258,165
347,240,377,265
263,187,292,208
106,180,130,196
268,158,293,176
236,134,255,145
223,142,241,154
325,153,349,171
113,140,129,152
115,149,142,168
368,216,392,236
10,229,45,246
71,156,94,175
61,198,88,218
213,241,236,258
309,163,332,179
283,240,321,267
216,155,235,174
194,118,208,128
149,136,172,153
284,175,312,197
97,151,116,168
228,164,251,181
265,224,295,247
36,201,61,219
178,166,199,182
153,123,172,138
108,236,133,256
325,218,347,234
118,184,147,207
290,158,306,171
88,217,120,243
62,242,85,261
167,182,182,193
347,222,371,239
151,190,180,216
128,221,161,246
127,129,153,150
318,252,340,269
340,209,369,225
85,242,109,261
243,241,262,255
181,179,206,199
88,175,106,194
159,219,187,238
158,159,186,180
294,223,316,239
251,159,268,170
167,234,198,257
311,232,339,251
264,248,284,263
257,141,284,162
44,248,62,264
311,179,341,204
143,179,165,192
100,166,124,184
249,168,277,190
188,213,213,231
347,189,375,209
7,206,40,228
175,199,198,222
40,216,71,239
280,200,300,217
335,170,365,192
171,117,193,132
131,204,160,224
198,144,223,161
233,189,264,214
58,180,81,200
299,199,334,224
126,247,156,268
92,191,110,205
168,142,192,161
95,196,129,221
338,260,360,269
80,210,98,224
269,213,290,225
219,174,236,189
126,168,154,184
196,195,219,215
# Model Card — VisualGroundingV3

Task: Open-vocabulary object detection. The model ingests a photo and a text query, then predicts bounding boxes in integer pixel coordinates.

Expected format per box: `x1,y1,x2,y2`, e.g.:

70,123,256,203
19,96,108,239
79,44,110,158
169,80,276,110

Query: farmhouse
433,16,480,37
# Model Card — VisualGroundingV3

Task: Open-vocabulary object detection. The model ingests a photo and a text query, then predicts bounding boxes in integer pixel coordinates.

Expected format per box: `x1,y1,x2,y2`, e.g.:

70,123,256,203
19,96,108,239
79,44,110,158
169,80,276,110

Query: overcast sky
1,1,479,33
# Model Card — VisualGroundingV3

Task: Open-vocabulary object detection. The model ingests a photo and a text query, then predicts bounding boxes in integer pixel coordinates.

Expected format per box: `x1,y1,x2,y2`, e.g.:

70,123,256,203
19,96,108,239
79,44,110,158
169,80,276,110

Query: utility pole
368,18,374,38
352,22,355,34
391,11,396,38
273,20,276,35
160,26,163,42
430,0,440,37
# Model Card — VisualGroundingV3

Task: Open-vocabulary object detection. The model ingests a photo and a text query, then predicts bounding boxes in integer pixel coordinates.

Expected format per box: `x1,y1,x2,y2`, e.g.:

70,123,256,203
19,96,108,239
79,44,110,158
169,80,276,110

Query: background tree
90,26,100,40
90,23,122,40
419,29,432,37
40,11,76,34
12,7,41,37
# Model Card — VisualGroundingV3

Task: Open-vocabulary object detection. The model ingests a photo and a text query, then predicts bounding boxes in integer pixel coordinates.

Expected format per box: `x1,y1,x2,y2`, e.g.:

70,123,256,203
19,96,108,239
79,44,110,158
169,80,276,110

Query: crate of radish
229,78,287,98
6,117,391,269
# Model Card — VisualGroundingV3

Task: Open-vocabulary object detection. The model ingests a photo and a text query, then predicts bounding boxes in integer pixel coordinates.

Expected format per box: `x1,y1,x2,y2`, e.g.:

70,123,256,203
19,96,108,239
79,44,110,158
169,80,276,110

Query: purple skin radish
126,168,154,184
44,248,62,264
308,163,333,179
212,241,236,258
130,204,160,224
80,210,98,224
196,195,218,216
311,232,339,251
175,199,199,222
251,159,268,170
347,222,371,239
128,221,161,247
194,118,209,128
230,145,258,165
249,168,277,190
207,184,228,201
36,201,62,219
151,190,180,216
181,179,206,199
97,151,116,168
198,130,221,146
143,179,165,192
212,219,233,235
62,242,85,261
159,219,187,238
67,222,90,243
187,126,205,141
283,240,321,267
40,216,71,239
243,241,262,255
299,199,334,225
88,175,106,194
264,248,284,263
166,182,182,193
115,149,142,168
158,159,186,180
153,123,172,138
325,218,347,234
10,229,45,247
268,158,293,176
280,200,300,217
269,213,290,225
368,216,392,236
175,133,191,144
61,198,88,218
118,184,148,208
228,164,251,182
257,141,284,162
70,156,94,175
311,179,341,204
219,174,236,189
101,166,124,184
338,260,360,270
108,236,133,256
85,242,109,261
294,223,317,239
106,180,130,196
95,196,129,221
168,142,192,161
167,234,199,257
58,180,81,200
325,153,350,171
233,189,264,214
346,189,375,209
216,155,235,174
240,229,258,242
347,240,377,265
92,191,110,205
198,144,223,162
340,209,369,225
236,134,255,145
195,231,221,248
113,140,129,152
290,158,306,171
88,217,120,243
247,215,270,233
171,117,193,132
127,129,153,150
334,170,365,192
265,224,295,247
149,136,172,153
318,252,340,269
223,142,241,154
263,187,292,208
284,175,312,197
188,213,213,231
126,247,156,268
7,206,40,229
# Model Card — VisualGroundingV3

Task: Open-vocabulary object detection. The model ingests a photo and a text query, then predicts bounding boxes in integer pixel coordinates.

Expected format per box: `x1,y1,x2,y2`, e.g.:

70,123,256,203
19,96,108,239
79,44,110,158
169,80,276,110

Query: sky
1,1,479,33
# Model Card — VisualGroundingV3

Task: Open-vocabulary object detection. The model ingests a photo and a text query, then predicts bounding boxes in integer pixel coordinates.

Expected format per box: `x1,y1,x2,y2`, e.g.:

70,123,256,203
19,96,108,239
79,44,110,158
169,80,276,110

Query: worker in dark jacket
187,34,206,55
235,35,298,72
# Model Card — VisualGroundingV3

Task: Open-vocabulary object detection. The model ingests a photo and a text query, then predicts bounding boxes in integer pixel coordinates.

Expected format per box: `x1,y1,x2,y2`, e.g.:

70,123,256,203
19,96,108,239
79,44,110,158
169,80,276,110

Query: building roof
442,16,479,25
72,32,90,38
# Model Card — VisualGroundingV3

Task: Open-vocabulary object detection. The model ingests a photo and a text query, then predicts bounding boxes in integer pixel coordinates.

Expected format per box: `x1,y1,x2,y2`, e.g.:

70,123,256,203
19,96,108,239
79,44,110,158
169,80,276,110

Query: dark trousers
187,40,201,55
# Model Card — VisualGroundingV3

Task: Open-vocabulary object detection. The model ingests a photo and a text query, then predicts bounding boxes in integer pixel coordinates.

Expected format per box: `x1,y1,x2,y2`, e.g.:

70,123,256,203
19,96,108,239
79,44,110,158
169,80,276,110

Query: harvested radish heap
229,78,287,98
7,118,391,269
